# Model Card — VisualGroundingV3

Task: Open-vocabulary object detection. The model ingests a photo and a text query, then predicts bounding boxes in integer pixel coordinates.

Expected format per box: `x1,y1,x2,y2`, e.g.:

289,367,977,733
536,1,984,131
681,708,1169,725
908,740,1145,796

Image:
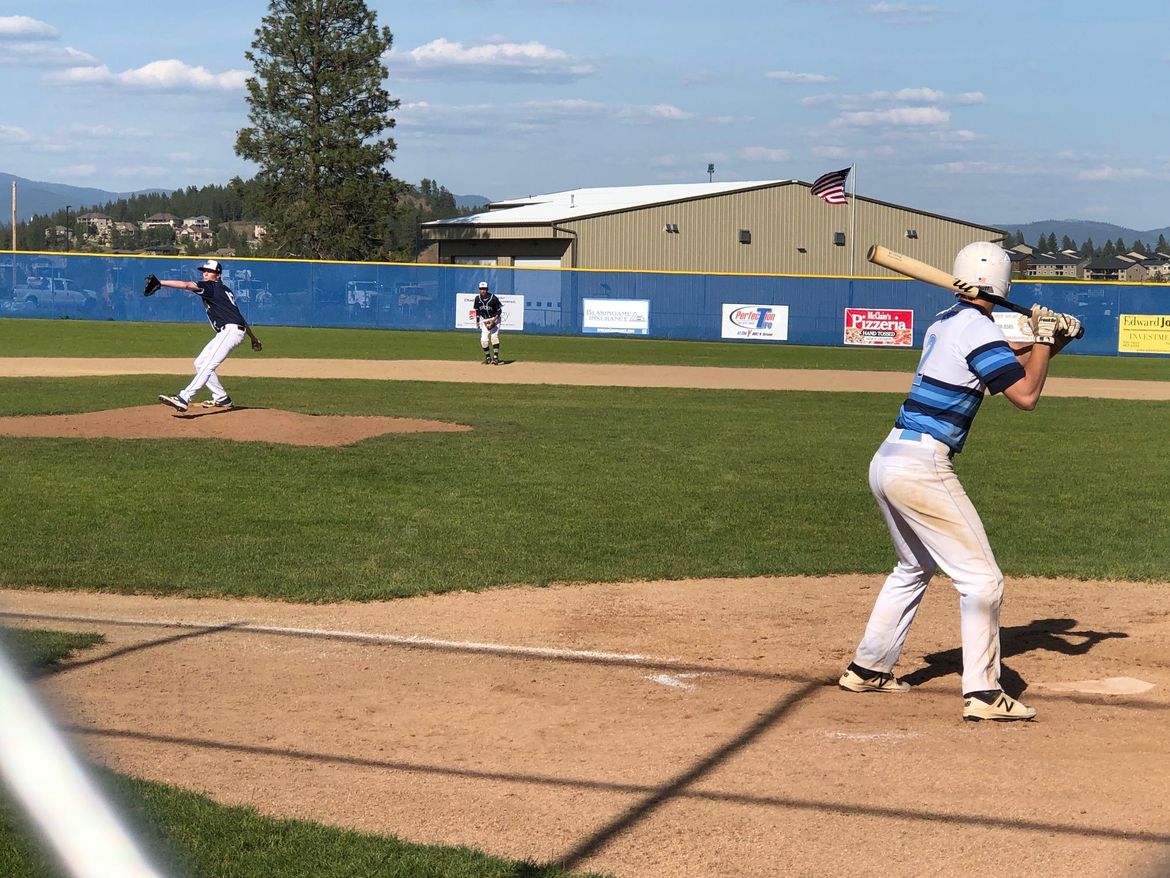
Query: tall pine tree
235,0,399,260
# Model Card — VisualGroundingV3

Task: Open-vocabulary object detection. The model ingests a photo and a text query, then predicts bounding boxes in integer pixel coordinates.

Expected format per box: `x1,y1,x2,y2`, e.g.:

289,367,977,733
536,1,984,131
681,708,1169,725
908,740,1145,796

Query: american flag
810,167,850,204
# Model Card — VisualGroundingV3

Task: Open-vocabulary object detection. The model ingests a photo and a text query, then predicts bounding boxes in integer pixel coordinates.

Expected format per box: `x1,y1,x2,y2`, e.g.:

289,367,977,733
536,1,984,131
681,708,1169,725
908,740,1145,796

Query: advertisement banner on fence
993,311,1033,344
455,293,525,331
844,308,914,347
582,298,650,335
721,304,790,341
1118,313,1170,353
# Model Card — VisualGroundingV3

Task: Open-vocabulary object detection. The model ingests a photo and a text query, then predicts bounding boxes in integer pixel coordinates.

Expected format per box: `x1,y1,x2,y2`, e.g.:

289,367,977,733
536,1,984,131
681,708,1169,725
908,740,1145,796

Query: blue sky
2,0,1168,229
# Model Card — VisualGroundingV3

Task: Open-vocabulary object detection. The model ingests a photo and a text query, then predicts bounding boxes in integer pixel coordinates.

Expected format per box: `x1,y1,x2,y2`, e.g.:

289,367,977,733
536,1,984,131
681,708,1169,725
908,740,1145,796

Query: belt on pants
885,427,955,459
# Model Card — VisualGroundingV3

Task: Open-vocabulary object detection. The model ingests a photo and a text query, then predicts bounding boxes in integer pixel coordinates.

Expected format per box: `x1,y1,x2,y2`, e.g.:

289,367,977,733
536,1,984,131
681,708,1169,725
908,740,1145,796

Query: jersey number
912,333,937,387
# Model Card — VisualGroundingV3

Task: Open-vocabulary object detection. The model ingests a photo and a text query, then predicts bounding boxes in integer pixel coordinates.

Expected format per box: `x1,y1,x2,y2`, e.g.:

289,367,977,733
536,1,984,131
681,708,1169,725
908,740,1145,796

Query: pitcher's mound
0,405,471,447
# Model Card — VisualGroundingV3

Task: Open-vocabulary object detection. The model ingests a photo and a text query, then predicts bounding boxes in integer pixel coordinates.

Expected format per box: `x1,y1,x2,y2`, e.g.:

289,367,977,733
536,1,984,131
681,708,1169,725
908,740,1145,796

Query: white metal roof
425,181,793,226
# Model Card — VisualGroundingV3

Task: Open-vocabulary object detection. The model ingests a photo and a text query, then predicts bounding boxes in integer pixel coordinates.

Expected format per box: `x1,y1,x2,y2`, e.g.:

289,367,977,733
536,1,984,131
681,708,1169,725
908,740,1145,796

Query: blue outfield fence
1,251,1167,357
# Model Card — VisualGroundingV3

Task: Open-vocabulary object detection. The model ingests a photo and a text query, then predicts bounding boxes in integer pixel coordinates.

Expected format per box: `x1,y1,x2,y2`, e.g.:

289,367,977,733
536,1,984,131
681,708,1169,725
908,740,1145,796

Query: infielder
146,259,262,412
839,241,1080,722
473,281,503,365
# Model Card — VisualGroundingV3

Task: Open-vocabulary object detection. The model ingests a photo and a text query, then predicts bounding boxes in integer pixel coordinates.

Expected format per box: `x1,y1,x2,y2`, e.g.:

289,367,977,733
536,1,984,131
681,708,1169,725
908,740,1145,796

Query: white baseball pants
852,428,1005,695
180,324,246,402
479,323,500,347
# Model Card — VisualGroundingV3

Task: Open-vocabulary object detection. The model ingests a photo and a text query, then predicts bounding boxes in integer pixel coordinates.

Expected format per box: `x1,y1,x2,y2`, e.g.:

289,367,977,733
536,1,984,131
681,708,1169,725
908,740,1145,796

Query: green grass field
1,318,1166,876
1,318,1167,598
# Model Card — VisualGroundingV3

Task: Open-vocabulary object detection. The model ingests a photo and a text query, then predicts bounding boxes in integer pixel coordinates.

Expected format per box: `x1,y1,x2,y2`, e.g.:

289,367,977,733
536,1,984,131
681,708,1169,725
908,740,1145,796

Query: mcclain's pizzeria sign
843,308,914,347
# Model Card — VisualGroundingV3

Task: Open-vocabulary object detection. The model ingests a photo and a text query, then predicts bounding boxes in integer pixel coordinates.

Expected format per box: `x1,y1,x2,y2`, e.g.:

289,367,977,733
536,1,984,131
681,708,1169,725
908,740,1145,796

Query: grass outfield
0,631,606,878
1,373,1167,599
2,317,1170,380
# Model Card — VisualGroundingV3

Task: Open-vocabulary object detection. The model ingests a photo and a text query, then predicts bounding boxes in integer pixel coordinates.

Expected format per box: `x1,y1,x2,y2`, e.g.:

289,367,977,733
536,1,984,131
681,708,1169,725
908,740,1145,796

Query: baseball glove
481,316,500,330
143,274,161,297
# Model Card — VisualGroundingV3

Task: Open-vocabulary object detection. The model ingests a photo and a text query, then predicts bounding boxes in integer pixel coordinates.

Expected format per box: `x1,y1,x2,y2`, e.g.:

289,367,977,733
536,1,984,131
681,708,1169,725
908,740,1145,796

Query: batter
839,242,1081,722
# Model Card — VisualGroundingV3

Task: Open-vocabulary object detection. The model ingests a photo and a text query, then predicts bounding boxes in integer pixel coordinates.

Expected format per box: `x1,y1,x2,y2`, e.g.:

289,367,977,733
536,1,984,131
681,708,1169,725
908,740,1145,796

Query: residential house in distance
1127,251,1170,280
1026,250,1088,279
1007,243,1034,276
141,212,180,230
1085,255,1148,282
77,212,115,242
176,215,215,251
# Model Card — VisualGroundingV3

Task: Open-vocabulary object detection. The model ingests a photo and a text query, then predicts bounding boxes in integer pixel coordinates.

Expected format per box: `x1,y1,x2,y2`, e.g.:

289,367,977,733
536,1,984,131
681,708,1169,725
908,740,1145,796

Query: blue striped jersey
895,302,1025,453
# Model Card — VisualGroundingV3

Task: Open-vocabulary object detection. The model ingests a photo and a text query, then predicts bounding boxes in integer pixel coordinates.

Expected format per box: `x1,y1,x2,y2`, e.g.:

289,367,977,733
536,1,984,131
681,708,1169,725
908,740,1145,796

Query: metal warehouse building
420,180,1004,276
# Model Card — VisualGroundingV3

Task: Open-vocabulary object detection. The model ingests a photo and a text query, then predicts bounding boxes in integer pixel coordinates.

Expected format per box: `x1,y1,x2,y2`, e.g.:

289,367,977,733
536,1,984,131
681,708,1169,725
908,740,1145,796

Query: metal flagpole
848,163,857,276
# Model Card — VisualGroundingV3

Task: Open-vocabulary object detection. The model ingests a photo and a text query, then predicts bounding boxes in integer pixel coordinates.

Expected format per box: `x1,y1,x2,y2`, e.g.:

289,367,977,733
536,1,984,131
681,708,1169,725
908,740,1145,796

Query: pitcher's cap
478,281,489,289
198,259,222,274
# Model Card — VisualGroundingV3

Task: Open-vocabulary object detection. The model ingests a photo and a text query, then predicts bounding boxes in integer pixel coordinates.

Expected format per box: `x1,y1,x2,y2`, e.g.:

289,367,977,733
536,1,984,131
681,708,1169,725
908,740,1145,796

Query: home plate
1037,677,1155,695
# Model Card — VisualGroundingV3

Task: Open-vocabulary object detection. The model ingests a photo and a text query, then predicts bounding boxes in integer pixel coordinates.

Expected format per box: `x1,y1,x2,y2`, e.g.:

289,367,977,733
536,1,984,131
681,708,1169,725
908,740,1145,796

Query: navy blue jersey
473,293,503,322
195,280,248,331
894,302,1025,454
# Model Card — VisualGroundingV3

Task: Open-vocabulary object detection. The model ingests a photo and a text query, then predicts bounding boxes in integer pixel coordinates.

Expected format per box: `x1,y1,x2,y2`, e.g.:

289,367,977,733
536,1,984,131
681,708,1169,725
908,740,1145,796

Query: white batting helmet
952,242,1011,299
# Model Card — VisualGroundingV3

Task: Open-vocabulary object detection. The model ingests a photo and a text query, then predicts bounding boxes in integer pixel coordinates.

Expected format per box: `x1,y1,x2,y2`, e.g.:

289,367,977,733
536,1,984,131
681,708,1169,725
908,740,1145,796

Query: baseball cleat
838,665,910,693
963,691,1036,722
200,396,233,409
158,394,188,412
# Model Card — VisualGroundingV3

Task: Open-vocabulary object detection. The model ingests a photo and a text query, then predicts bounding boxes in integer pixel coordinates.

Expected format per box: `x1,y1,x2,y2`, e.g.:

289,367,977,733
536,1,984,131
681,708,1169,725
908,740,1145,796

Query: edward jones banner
582,298,650,334
721,304,790,341
1118,314,1170,354
844,308,913,347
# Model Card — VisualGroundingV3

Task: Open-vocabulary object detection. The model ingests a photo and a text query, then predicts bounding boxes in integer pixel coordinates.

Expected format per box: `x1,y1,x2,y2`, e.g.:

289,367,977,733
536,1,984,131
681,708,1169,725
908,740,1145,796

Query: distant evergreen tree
1132,240,1148,255
1081,237,1096,257
1158,234,1169,255
1114,237,1127,254
235,0,399,260
1061,235,1075,252
1046,233,1059,252
1103,239,1116,257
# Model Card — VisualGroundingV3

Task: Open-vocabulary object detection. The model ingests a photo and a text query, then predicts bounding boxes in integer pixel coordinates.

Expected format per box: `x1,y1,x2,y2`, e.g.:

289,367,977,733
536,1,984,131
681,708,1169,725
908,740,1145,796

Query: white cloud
0,124,31,143
1077,166,1150,181
391,38,593,81
397,97,698,140
868,2,940,24
69,124,151,138
741,146,790,162
54,163,97,178
49,60,248,91
804,88,982,110
0,43,98,66
632,103,694,121
113,166,166,177
766,70,835,83
0,16,96,67
832,107,950,127
0,16,57,39
812,145,851,159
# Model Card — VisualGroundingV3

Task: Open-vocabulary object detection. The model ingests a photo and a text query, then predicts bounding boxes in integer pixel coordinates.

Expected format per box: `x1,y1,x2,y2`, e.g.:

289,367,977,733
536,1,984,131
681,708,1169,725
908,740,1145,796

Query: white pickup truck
13,277,101,310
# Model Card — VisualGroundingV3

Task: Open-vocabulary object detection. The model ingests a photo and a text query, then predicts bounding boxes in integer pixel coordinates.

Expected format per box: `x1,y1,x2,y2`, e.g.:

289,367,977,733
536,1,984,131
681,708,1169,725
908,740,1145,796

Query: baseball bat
866,244,1032,317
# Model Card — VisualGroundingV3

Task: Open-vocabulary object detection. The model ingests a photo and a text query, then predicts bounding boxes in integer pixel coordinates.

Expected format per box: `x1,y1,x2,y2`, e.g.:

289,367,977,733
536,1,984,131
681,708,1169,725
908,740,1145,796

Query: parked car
13,277,101,311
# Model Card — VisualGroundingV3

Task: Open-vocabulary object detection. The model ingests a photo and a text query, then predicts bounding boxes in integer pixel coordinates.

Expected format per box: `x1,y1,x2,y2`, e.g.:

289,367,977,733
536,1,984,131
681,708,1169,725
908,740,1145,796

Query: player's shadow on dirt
176,407,249,419
900,618,1128,696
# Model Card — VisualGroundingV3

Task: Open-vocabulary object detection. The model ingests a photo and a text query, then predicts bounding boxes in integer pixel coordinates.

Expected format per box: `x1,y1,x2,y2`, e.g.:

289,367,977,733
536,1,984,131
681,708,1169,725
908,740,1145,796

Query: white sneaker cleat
158,394,188,412
838,665,910,693
963,691,1036,722
200,396,233,409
